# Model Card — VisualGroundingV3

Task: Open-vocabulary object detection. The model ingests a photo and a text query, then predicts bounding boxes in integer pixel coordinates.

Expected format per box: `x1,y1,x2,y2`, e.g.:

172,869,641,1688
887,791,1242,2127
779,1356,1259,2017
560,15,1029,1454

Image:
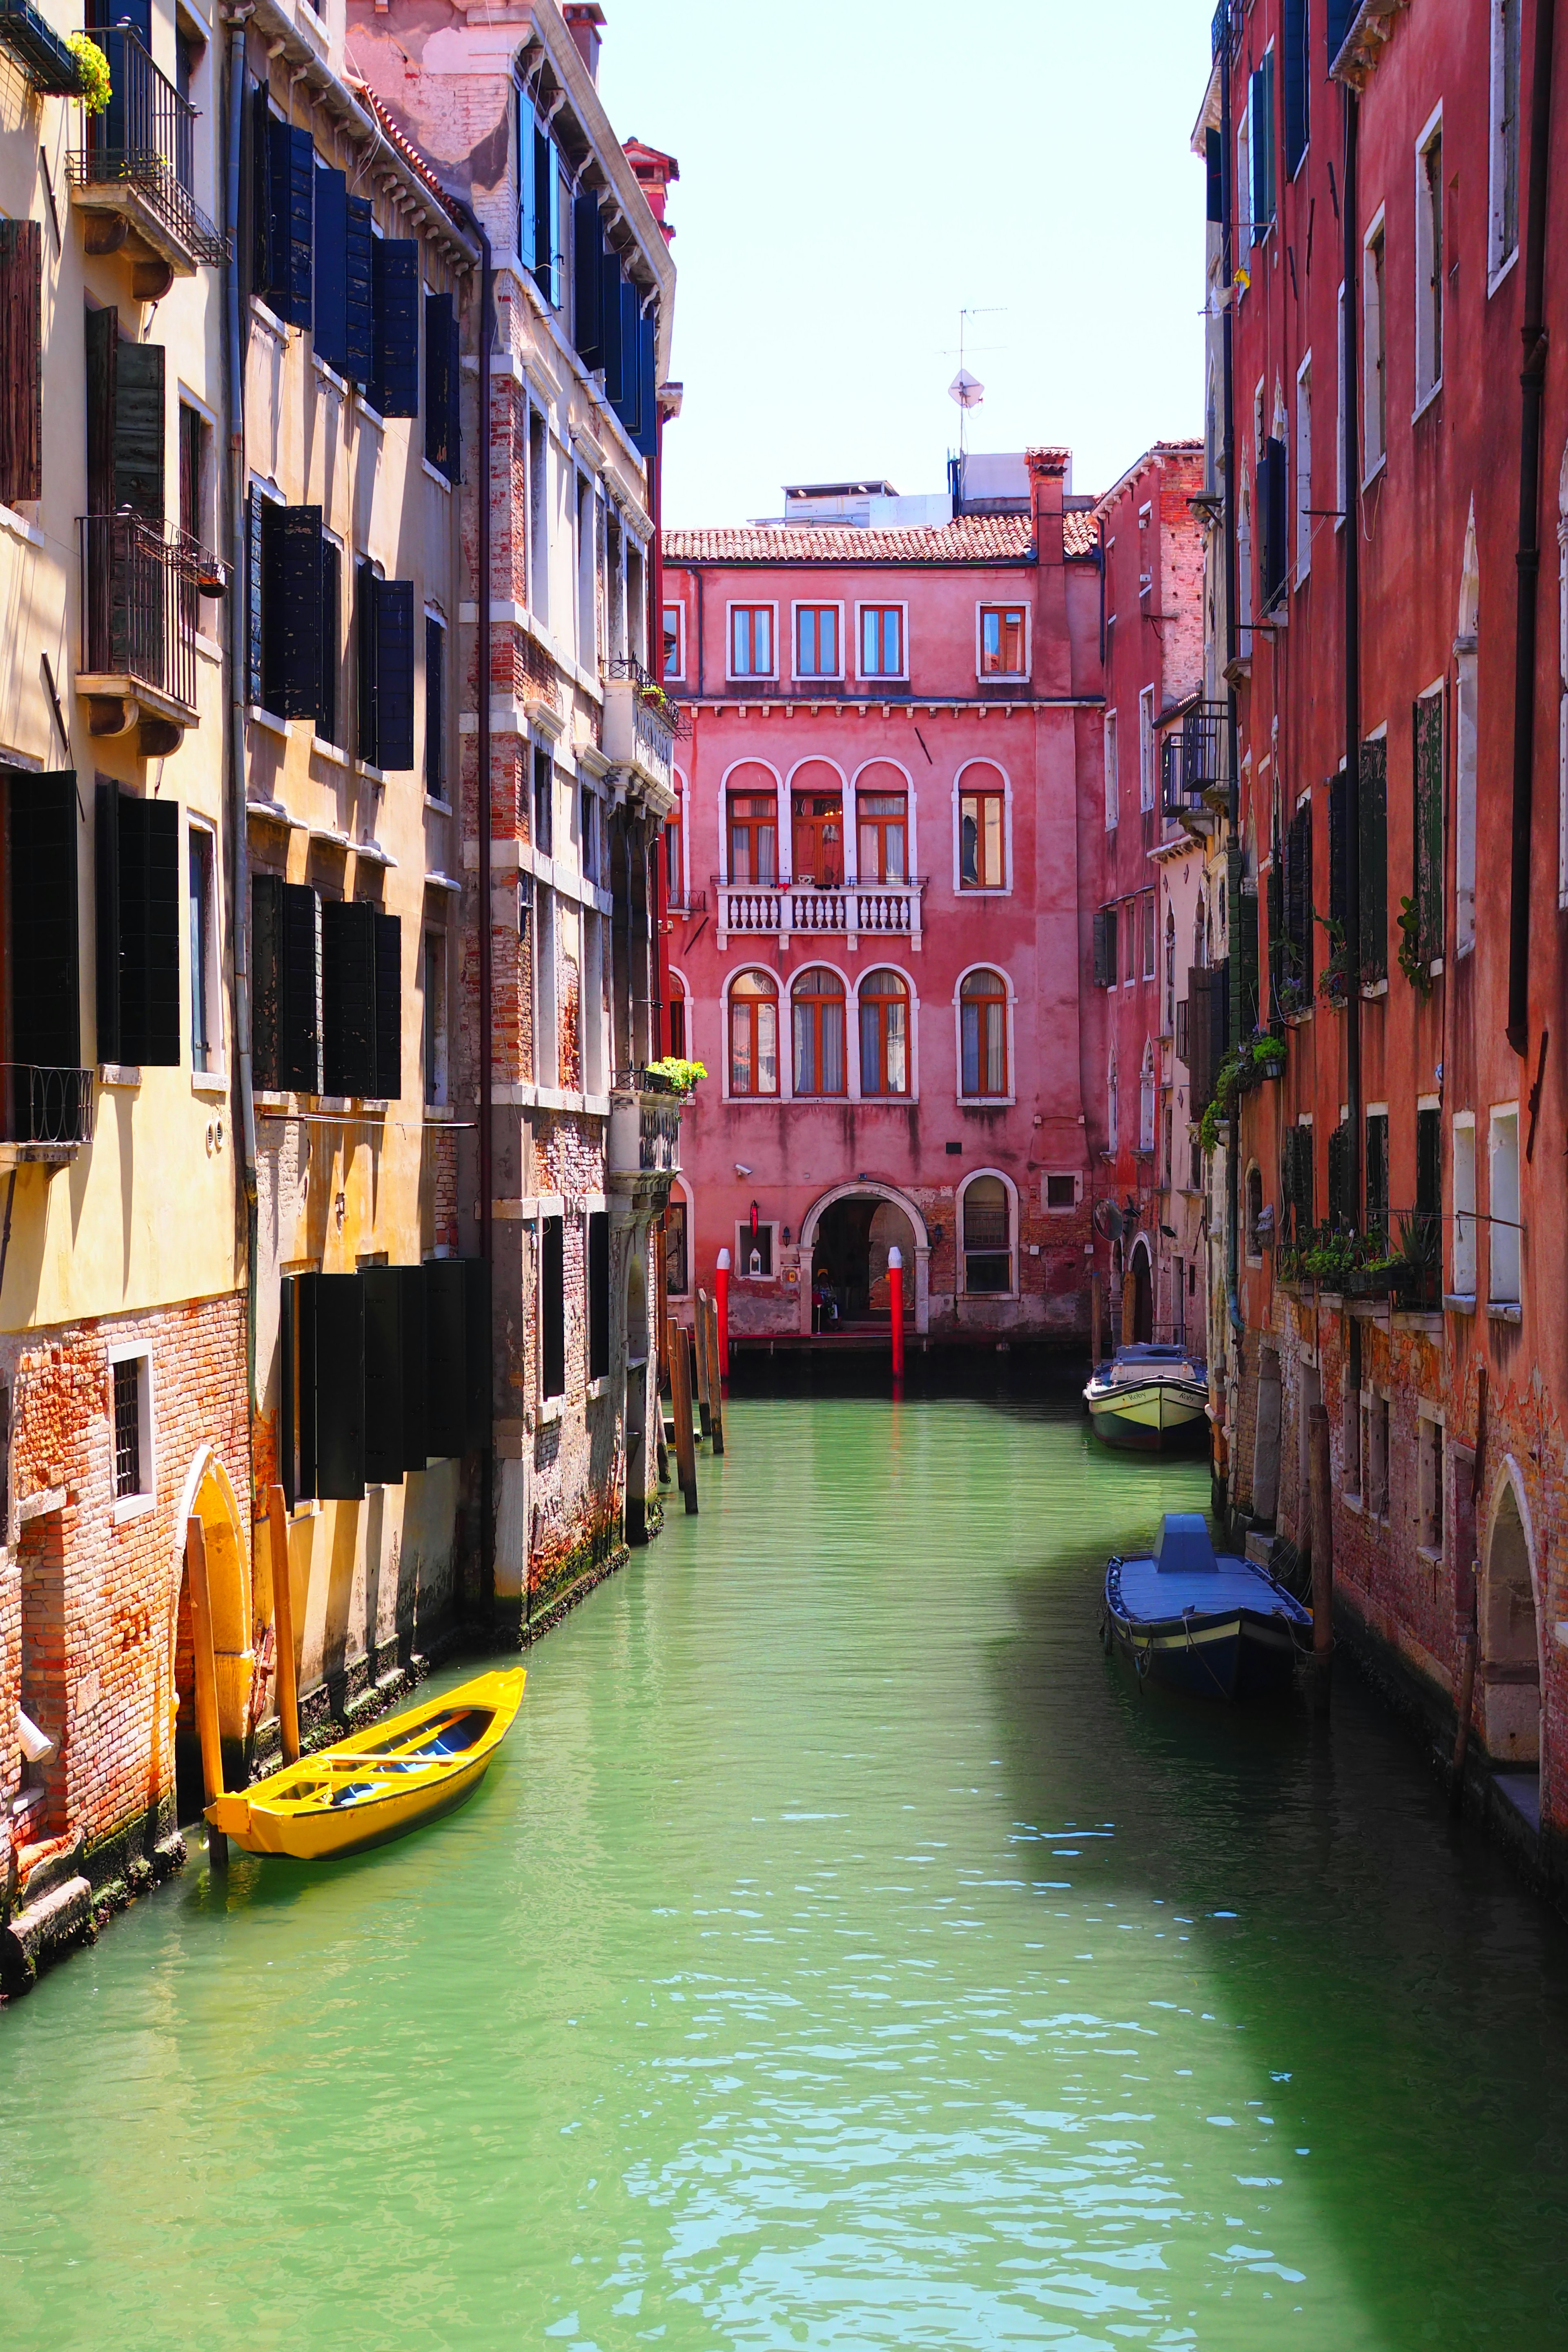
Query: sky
597,0,1218,526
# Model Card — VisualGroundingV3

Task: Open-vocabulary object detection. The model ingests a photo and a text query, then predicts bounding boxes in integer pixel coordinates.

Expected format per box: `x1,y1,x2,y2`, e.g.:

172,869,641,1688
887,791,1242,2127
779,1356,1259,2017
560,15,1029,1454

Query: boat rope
1181,1611,1237,1700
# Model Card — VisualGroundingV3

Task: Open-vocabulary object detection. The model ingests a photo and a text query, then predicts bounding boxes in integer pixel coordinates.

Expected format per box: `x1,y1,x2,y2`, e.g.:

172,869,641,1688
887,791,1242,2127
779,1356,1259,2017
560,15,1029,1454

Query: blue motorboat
1102,1512,1312,1699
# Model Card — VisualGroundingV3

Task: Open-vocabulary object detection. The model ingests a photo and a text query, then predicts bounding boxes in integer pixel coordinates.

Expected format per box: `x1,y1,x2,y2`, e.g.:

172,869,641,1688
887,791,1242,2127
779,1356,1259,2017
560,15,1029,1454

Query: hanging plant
1396,896,1433,994
644,1056,706,1098
67,33,111,114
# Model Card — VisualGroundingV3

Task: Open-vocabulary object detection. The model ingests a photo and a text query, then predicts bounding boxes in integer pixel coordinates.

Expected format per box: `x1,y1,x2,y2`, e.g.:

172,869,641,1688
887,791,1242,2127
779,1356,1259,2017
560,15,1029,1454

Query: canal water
4,1386,1568,2350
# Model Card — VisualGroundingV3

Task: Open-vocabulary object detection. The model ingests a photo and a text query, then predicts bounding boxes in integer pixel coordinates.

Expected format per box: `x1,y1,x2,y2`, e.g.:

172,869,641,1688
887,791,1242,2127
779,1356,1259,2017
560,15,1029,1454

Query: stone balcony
602,660,684,810
607,1083,682,1200
715,878,927,951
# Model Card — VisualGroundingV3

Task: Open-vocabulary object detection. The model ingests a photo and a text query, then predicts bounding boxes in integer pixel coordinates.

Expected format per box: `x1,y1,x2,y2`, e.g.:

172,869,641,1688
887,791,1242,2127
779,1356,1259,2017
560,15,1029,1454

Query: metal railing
0,0,88,92
0,1063,93,1149
69,25,228,264
79,512,198,713
603,654,690,739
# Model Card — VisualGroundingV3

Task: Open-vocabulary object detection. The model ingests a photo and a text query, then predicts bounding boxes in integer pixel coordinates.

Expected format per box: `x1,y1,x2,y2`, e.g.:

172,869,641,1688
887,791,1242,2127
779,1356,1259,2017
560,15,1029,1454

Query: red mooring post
715,1247,731,1383
888,1245,905,1393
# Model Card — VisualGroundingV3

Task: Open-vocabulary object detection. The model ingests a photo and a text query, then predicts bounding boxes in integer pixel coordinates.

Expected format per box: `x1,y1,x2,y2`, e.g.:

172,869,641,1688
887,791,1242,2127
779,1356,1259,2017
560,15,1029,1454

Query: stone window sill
191,1069,229,1098
1444,1293,1477,1316
100,1063,140,1088
113,1490,157,1525
1488,1302,1523,1325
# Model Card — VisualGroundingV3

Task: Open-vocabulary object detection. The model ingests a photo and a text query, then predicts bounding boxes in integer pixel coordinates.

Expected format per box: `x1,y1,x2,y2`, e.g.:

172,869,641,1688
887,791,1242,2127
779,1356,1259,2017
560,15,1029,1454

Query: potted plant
67,31,111,112
643,1056,706,1100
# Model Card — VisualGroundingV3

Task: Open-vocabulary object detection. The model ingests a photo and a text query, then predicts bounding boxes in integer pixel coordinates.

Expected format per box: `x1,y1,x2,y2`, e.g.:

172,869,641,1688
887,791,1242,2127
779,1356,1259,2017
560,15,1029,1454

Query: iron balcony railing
0,1063,94,1150
68,25,228,264
603,655,690,739
0,0,89,93
79,512,200,713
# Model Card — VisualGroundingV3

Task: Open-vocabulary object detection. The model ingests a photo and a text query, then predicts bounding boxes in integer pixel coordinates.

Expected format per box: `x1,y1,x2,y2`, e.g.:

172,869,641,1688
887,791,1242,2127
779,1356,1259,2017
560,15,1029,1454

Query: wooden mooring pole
692,1294,713,1441
1307,1403,1334,1714
184,1515,227,1868
668,1318,698,1513
699,1290,725,1455
267,1484,301,1766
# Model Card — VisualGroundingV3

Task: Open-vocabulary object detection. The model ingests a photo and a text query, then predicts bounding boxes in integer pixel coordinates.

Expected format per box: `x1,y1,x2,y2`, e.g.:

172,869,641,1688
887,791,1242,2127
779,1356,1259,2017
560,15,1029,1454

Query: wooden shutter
1326,0,1355,66
94,780,121,1064
371,238,419,415
261,503,323,721
1187,968,1214,1110
600,245,624,407
1265,853,1284,1019
398,1262,428,1470
85,303,117,517
96,785,179,1067
373,911,401,1100
8,770,80,1081
114,341,165,521
280,1269,298,1505
1259,438,1287,607
321,897,376,1096
1176,995,1189,1068
1287,800,1313,996
1237,873,1260,1036
276,120,314,325
318,535,340,745
425,1256,467,1457
541,1214,566,1398
425,615,444,798
1414,693,1444,964
314,1272,365,1500
634,308,658,460
1283,0,1308,178
1365,1111,1389,1233
1328,770,1348,928
1417,1105,1441,1216
374,578,415,771
533,126,555,300
246,484,265,706
617,277,643,442
356,556,377,765
250,81,276,298
424,292,460,481
463,1256,490,1453
0,220,42,506
280,880,320,1092
1205,127,1223,224
1226,851,1244,1041
1359,735,1388,982
313,164,349,375
345,195,374,384
1092,909,1111,987
252,870,282,1089
587,1209,610,1382
286,1270,319,1500
1210,951,1231,1068
572,193,604,370
361,1265,405,1486
1253,49,1275,227
1327,1120,1352,1229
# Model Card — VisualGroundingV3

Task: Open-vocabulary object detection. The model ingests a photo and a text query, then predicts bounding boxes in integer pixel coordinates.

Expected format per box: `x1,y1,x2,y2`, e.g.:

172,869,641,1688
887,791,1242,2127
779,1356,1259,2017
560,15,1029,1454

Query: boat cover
1153,1512,1218,1573
1111,1548,1311,1628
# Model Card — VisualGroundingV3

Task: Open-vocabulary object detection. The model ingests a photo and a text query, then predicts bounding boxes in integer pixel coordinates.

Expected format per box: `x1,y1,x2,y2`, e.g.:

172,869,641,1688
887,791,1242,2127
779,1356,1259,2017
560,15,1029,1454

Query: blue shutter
246,483,265,706
424,291,459,480
1205,126,1223,224
1283,0,1308,178
374,579,415,771
262,118,313,325
616,277,642,440
634,306,658,459
356,556,378,764
518,93,536,265
532,127,555,302
361,1265,405,1486
263,504,324,721
371,238,419,416
425,614,445,798
600,247,624,405
1326,0,1355,69
345,195,374,385
313,164,348,374
573,192,604,370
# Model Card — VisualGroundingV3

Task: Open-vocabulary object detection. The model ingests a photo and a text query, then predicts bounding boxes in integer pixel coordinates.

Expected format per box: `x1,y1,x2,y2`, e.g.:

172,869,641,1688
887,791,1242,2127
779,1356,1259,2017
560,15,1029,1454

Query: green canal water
4,1386,1568,2350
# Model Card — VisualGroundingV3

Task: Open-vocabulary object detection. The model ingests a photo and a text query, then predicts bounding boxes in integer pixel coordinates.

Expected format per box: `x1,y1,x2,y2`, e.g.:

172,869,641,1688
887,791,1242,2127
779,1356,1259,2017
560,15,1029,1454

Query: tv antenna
946,307,1005,459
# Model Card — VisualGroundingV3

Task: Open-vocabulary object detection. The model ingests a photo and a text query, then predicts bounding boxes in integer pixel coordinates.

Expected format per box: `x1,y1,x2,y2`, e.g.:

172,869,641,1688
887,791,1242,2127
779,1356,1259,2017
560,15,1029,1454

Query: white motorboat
1084,1343,1209,1452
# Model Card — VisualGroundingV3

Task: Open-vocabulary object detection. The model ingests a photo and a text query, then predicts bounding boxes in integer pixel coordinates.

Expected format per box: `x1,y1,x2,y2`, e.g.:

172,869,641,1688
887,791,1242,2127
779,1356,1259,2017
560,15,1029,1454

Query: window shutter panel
371,238,419,416
1326,0,1355,68
398,1262,428,1470
95,780,121,1065
114,341,165,521
1359,736,1388,982
1328,770,1348,928
462,1255,490,1453
1283,0,1308,177
1259,438,1287,606
85,303,117,517
572,194,604,370
1266,852,1284,1017
541,1214,566,1398
424,291,460,479
373,578,415,771
1261,47,1276,223
1238,873,1260,1033
361,1265,405,1486
263,503,323,721
345,195,374,384
313,165,349,374
617,276,643,441
588,1209,610,1383
280,879,320,1091
1092,909,1109,987
246,485,265,706
1415,695,1444,964
1289,801,1314,994
283,122,313,326
314,1272,365,1501
116,793,180,1067
425,615,444,798
425,1257,467,1456
532,127,555,300
1250,66,1266,231
373,910,401,1099
1226,851,1244,1042
635,307,658,460
251,869,282,1089
318,534,340,744
1365,1112,1388,1233
1205,127,1223,225
252,82,278,297
321,898,376,1096
356,556,378,765
290,1270,319,1501
9,771,80,1092
600,246,624,407
517,94,537,265
1188,967,1213,1109
1212,951,1231,1066
1417,1105,1441,1217
0,220,42,506
1106,906,1118,984
280,1269,298,1506
1327,1120,1350,1227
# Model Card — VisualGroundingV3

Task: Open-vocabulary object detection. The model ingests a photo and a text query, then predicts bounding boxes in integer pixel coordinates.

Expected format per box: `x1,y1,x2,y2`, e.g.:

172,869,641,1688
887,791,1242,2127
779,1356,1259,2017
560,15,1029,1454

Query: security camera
734,1162,753,1177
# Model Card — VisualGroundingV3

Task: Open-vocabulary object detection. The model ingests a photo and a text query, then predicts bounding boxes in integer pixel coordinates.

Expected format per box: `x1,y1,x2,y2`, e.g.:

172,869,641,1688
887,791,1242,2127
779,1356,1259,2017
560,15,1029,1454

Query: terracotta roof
663,511,1099,564
354,86,474,249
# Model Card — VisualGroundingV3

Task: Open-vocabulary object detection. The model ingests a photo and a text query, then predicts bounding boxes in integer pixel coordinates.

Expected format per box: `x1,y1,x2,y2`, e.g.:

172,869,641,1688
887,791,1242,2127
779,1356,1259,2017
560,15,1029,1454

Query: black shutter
114,341,165,520
356,557,377,765
463,1256,490,1453
634,307,658,460
1205,127,1223,225
261,118,313,324
1283,0,1308,178
1327,1120,1352,1229
252,82,278,298
587,1209,610,1383
371,238,419,416
362,1265,405,1487
0,220,43,506
9,771,80,1090
345,196,374,385
373,911,401,1100
1211,951,1231,1067
1328,769,1348,928
280,880,320,1092
425,1257,467,1457
1414,693,1444,965
97,786,179,1067
1227,851,1243,1042
1359,735,1388,982
425,615,445,799
572,193,603,370
1266,851,1284,1019
1092,908,1110,987
374,578,415,771
616,276,642,440
532,126,555,298
246,483,265,706
1187,968,1214,1110
94,780,120,1065
541,1214,566,1398
280,1268,297,1506
85,302,117,518
1417,1106,1441,1216
399,1263,428,1471
600,246,624,406
424,291,460,480
318,534,340,744
290,1270,319,1501
1259,438,1287,607
314,1272,365,1501
313,164,349,375
1365,1111,1389,1235
261,503,323,720
252,870,282,1089
321,898,376,1096
1237,873,1260,1035
1287,800,1313,996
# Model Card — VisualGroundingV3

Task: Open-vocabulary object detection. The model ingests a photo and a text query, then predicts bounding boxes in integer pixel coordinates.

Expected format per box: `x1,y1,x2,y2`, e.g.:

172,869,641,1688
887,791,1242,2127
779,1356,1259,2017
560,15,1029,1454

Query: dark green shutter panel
314,1272,365,1501
94,780,121,1064
9,771,81,1114
541,1214,566,1398
318,534,340,745
371,238,419,416
249,81,273,296
1283,0,1308,176
1092,909,1110,987
617,276,643,440
399,1263,428,1471
345,195,374,384
425,1257,467,1456
321,898,376,1096
1188,967,1214,1110
1359,735,1388,982
600,247,624,406
252,870,282,1089
533,127,555,298
634,308,658,459
1328,770,1348,927
313,164,348,375
262,503,323,721
1259,438,1287,607
280,1270,298,1506
1327,1120,1351,1228
1414,694,1444,964
1205,127,1223,224
1212,951,1230,1067
1286,801,1313,999
356,557,378,765
1238,874,1260,1034
373,911,401,1100
1266,851,1284,1020
463,1256,490,1453
424,292,459,480
1416,1106,1441,1275
1365,1111,1389,1236
246,484,265,706
425,615,444,798
85,302,117,517
289,1270,320,1501
0,220,43,506
572,194,603,370
361,1265,404,1486
1226,851,1244,1042
114,340,165,521
374,579,415,771
277,120,314,326
280,880,320,1093
1106,907,1118,986
96,787,179,1067
587,1209,610,1383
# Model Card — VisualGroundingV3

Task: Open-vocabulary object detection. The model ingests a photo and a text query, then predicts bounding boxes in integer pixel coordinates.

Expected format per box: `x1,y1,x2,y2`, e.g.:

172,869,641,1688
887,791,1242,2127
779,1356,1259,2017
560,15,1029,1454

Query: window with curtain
962,1175,1011,1294
730,604,774,677
959,784,1005,888
729,969,778,1095
664,796,684,907
860,606,903,677
980,605,1026,675
960,969,1008,1097
859,967,909,1096
791,790,844,884
792,966,845,1095
728,790,777,884
858,791,907,881
667,973,687,1059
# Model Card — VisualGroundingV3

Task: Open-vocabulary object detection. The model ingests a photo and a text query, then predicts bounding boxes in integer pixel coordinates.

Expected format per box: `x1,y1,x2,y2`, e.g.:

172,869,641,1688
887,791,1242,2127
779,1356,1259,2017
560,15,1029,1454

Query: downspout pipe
1343,85,1363,1219
223,9,259,1413
1219,13,1243,1344
1506,0,1558,1058
477,223,495,1618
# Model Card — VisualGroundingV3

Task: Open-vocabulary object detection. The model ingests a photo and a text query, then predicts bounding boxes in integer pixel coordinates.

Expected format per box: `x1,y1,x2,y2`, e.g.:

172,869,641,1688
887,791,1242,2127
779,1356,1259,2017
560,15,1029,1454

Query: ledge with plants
642,1057,707,1100
1195,1028,1287,1156
1276,1213,1439,1305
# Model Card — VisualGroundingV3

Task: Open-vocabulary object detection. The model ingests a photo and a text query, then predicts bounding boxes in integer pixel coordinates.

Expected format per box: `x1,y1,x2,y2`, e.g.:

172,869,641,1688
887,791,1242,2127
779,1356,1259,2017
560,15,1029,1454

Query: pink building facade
659,454,1108,1350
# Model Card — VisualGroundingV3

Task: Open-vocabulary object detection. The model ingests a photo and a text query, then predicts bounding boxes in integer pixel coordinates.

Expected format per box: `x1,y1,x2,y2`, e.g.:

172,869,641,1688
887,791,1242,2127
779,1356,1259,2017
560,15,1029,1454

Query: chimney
624,138,680,245
562,3,605,82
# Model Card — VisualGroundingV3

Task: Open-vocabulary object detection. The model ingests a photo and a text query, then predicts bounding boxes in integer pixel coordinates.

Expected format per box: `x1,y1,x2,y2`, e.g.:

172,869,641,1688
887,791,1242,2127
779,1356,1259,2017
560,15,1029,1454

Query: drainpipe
1343,86,1363,1218
1219,12,1243,1346
1506,0,1558,1058
223,8,259,1419
649,388,666,1057
477,223,495,1617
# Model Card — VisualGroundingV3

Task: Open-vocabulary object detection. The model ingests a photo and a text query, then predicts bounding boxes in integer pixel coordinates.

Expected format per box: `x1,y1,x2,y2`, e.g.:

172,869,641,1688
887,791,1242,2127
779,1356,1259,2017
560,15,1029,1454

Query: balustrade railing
79,512,199,713
715,878,927,938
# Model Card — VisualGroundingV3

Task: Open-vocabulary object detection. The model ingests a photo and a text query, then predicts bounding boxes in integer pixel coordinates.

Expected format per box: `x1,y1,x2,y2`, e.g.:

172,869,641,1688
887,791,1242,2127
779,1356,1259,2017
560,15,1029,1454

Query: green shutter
1414,694,1444,965
1359,736,1388,982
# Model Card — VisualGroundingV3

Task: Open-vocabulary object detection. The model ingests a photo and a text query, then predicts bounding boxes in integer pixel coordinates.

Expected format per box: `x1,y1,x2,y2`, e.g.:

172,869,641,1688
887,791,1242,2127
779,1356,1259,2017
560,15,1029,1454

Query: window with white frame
729,605,775,679
1415,112,1444,405
979,604,1027,677
1295,356,1312,582
1490,0,1522,282
662,601,684,682
109,1346,152,1506
1104,710,1119,830
423,928,448,1106
1363,214,1387,476
959,969,1009,1098
961,1173,1012,1294
1452,1114,1477,1294
859,605,904,680
795,604,841,680
1489,1107,1521,1303
1138,686,1156,812
737,1218,777,1278
1107,1050,1118,1155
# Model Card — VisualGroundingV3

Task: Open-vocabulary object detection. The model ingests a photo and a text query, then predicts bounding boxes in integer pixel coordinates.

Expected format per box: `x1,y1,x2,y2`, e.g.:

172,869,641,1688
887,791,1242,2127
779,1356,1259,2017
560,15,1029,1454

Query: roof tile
663,512,1099,565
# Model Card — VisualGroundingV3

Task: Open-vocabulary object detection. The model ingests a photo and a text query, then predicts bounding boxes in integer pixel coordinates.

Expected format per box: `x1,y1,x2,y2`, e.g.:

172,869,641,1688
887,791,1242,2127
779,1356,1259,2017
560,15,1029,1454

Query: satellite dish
1094,1199,1123,1241
948,368,984,410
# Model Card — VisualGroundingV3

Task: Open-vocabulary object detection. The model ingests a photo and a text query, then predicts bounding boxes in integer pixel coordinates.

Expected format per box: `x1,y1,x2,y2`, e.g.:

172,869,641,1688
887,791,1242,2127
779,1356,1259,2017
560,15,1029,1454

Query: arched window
1194,891,1207,971
726,764,778,884
959,967,1008,1096
1139,1040,1156,1154
1246,1163,1264,1257
791,965,845,1095
1108,1050,1118,1155
1165,907,1176,1033
791,761,844,885
962,1174,1012,1294
667,970,688,1060
664,783,686,909
729,969,778,1095
859,967,910,1096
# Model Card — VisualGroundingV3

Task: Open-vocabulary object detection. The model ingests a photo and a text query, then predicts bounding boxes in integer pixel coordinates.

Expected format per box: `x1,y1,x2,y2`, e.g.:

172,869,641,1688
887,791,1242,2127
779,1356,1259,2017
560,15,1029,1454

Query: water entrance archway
170,1447,251,1818
799,1182,927,1335
1482,1466,1541,1765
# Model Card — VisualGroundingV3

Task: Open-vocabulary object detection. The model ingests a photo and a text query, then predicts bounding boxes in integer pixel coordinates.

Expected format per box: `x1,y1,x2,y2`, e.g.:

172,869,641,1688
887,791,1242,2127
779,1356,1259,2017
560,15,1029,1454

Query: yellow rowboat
206,1668,525,1860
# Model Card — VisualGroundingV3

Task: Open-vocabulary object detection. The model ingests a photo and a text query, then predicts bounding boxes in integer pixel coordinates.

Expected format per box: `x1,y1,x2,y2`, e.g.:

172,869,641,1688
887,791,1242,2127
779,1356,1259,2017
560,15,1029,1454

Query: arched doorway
800,1183,927,1335
170,1448,251,1819
1130,1237,1154,1343
1483,1469,1541,1764
625,1242,650,1546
